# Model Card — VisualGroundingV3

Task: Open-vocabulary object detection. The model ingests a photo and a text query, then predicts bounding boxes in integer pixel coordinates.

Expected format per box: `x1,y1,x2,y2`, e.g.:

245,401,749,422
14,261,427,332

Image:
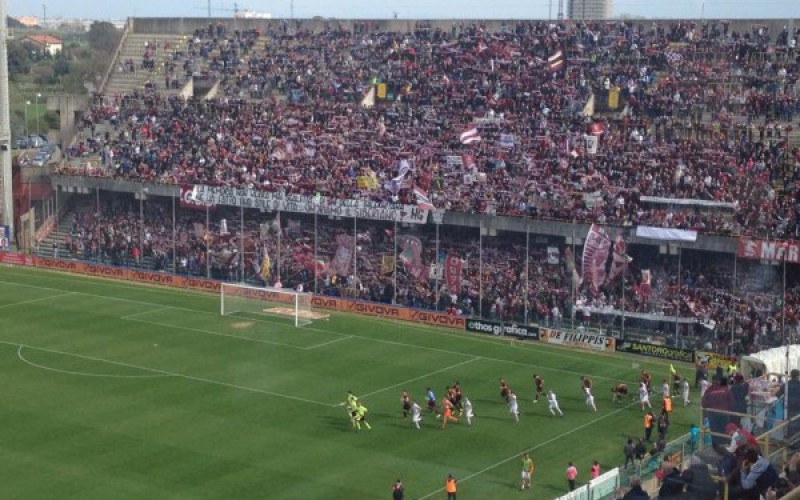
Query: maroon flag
582,224,611,293
398,235,427,280
444,255,462,293
606,234,631,283
329,234,354,276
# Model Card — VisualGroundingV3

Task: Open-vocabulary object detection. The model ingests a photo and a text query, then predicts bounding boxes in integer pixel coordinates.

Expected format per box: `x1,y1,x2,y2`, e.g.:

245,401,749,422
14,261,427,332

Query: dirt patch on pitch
231,322,254,329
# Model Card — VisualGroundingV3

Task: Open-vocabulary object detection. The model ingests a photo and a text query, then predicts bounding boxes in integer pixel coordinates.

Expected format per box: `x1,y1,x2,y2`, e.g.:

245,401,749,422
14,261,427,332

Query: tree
7,41,32,79
87,21,120,53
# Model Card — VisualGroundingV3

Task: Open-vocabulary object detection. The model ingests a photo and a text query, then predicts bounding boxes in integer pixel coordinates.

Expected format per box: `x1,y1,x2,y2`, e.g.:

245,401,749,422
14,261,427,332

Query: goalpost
220,283,327,327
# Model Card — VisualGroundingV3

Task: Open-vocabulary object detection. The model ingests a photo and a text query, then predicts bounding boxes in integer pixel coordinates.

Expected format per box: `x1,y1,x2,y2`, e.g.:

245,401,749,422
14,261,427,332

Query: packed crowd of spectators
61,19,800,239
51,192,800,354
48,18,800,353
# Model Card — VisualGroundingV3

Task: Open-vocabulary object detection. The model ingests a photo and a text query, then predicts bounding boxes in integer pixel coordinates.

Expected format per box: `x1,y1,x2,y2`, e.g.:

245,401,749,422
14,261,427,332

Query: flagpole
571,224,576,332
239,197,244,283
393,219,398,304
621,257,626,338
205,204,210,279
525,221,530,324
479,221,483,318
172,192,176,273
353,215,358,297
675,245,681,345
277,210,281,283
731,252,737,355
434,214,441,311
313,202,318,294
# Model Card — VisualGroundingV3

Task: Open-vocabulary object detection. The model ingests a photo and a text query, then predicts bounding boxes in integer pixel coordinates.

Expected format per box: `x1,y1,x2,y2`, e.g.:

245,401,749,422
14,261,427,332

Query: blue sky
8,0,799,22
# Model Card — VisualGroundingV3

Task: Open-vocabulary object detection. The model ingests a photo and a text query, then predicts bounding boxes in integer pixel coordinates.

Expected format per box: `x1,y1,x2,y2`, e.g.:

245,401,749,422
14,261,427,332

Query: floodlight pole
0,0,13,241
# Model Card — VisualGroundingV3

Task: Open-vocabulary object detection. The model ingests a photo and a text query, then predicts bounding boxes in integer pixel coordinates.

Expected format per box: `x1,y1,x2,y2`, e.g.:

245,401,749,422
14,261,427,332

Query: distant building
568,0,613,20
23,34,63,55
13,16,40,27
235,10,272,19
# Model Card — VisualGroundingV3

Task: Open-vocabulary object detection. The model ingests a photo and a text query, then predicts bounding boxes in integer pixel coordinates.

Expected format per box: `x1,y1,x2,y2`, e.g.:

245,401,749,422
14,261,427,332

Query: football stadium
1,3,800,499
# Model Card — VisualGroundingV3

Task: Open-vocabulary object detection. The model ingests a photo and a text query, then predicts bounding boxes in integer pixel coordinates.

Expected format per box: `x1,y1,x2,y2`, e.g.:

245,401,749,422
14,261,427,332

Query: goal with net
220,283,328,327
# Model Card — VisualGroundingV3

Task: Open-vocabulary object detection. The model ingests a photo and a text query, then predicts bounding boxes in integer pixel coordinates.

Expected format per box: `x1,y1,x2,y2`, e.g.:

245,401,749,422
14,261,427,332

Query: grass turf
0,265,700,499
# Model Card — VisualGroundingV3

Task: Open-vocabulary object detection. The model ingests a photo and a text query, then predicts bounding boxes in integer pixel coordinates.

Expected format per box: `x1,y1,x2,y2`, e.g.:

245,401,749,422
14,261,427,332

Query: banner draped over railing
191,185,429,224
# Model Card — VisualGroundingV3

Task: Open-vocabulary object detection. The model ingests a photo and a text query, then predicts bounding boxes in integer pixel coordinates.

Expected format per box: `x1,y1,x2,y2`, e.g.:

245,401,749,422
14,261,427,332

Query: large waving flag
582,224,611,293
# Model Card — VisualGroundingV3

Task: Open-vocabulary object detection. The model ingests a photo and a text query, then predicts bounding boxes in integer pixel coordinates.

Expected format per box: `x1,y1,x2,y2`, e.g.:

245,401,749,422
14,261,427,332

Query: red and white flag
412,185,435,211
590,122,605,136
548,49,565,72
444,254,462,293
582,224,611,293
459,126,482,145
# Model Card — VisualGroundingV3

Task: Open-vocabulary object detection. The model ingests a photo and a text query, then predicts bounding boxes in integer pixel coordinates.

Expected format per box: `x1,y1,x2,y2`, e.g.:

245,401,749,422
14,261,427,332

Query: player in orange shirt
441,398,459,429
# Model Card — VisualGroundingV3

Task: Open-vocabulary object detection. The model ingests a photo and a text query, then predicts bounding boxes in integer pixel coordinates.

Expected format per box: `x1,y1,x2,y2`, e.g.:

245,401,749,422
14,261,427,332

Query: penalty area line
0,340,333,408
358,357,482,402
415,401,638,500
302,335,353,350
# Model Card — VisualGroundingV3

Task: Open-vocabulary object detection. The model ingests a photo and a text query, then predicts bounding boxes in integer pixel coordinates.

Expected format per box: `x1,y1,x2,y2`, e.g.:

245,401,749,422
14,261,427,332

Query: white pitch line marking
0,276,633,382
0,340,332,408
359,357,482,400
415,401,639,500
0,291,75,309
302,335,353,350
16,345,170,379
119,307,171,321
122,315,307,350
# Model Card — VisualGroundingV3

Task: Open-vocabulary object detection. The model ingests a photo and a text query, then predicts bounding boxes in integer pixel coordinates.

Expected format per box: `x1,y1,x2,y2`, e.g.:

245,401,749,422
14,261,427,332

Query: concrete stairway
103,33,188,96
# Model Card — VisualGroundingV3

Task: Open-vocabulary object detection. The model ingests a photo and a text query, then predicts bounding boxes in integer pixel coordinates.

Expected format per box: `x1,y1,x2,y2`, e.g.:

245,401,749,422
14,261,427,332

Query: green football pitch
0,265,699,499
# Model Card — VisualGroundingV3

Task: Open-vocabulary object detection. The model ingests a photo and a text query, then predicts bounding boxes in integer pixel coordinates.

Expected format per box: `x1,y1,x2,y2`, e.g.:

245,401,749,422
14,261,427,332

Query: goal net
220,283,327,327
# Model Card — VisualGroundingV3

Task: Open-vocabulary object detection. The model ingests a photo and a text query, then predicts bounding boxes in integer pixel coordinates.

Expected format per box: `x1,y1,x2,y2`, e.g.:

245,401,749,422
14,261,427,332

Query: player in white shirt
639,382,653,411
661,380,671,399
682,379,691,406
463,397,475,426
582,376,597,412
547,390,564,416
508,391,520,422
411,401,423,429
699,376,710,398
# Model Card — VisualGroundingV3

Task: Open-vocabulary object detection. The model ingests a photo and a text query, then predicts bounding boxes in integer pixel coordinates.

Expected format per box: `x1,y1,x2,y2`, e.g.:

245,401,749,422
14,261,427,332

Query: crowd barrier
0,250,741,366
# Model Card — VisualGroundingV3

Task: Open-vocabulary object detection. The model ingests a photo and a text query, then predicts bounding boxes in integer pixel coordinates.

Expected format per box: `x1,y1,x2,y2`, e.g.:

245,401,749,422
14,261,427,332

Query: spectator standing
658,461,686,498
590,460,600,479
445,474,457,500
624,439,636,469
644,411,655,442
702,376,733,450
392,479,404,500
566,462,578,491
622,475,650,499
777,370,800,441
730,374,750,425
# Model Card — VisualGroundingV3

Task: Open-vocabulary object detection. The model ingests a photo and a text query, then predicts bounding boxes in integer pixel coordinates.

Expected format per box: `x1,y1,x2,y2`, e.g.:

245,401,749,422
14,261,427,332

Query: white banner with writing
191,185,430,224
